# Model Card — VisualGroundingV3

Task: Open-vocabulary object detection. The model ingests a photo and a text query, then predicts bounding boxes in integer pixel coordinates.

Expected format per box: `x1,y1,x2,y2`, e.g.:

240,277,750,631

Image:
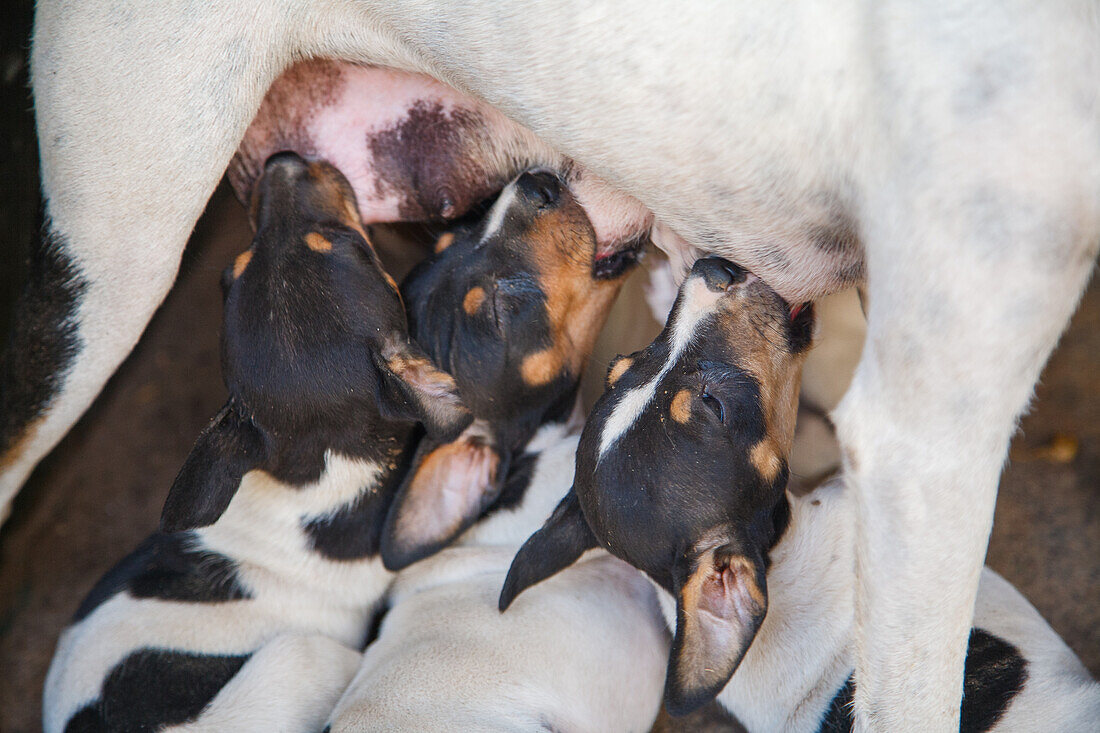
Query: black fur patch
63,706,107,733
817,629,1027,733
70,649,249,732
0,223,88,460
480,450,539,519
818,675,854,733
304,436,416,560
961,628,1029,731
73,533,250,622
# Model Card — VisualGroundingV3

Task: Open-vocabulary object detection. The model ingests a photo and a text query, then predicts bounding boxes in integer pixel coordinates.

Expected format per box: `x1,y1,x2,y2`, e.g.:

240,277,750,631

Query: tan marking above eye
305,232,333,252
520,348,562,387
232,249,253,278
670,389,693,424
607,356,633,386
463,286,486,316
435,232,455,254
750,440,783,483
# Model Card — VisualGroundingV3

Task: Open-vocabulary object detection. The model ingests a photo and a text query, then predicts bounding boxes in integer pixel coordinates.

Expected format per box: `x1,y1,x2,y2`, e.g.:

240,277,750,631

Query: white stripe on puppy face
598,277,722,459
479,181,518,243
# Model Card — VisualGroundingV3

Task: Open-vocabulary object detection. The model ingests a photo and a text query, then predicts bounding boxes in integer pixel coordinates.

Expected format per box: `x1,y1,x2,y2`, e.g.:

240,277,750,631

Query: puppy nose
263,151,309,176
515,170,562,209
693,257,748,292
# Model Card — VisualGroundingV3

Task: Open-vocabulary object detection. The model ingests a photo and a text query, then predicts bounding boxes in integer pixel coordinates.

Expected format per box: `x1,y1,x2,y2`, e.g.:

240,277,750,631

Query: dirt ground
0,7,1097,731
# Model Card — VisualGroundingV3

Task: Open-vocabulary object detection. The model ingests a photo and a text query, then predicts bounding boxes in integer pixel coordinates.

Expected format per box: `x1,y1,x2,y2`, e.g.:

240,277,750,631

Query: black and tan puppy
502,257,812,714
379,170,640,570
43,153,469,733
502,258,1100,730
327,170,667,732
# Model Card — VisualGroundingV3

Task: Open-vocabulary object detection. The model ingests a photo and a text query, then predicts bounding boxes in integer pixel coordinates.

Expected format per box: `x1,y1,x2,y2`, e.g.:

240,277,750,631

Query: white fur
18,3,1100,727
599,276,719,458
479,182,518,244
43,453,395,733
651,478,1100,732
327,424,670,732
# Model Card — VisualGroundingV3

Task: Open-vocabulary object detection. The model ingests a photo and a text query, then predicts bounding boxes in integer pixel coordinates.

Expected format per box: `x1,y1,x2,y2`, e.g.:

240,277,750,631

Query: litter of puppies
42,157,1099,732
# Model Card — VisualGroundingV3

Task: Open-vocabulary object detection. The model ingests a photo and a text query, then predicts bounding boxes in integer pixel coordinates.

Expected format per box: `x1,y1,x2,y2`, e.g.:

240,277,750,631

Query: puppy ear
160,402,266,533
376,338,472,441
380,422,503,570
499,489,597,611
664,543,768,716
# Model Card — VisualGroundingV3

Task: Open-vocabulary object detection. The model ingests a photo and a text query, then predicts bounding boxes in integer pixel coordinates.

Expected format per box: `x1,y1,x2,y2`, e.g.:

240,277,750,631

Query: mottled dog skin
13,3,1100,727
43,154,470,733
503,259,1100,730
327,169,666,733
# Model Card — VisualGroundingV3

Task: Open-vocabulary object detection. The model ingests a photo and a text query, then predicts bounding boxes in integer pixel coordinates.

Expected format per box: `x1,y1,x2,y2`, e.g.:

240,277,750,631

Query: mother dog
6,2,1099,730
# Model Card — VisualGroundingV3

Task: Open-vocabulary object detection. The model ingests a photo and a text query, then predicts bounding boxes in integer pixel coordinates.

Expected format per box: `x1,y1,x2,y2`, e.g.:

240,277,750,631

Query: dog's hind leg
834,149,1100,731
0,3,304,523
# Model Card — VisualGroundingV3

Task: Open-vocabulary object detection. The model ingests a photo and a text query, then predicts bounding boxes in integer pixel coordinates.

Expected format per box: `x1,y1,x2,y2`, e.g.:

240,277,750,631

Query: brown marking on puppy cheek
715,303,808,455
607,357,633,386
750,440,782,483
521,348,563,387
435,232,455,253
670,389,693,424
233,250,253,278
305,233,332,252
528,206,625,376
463,286,486,316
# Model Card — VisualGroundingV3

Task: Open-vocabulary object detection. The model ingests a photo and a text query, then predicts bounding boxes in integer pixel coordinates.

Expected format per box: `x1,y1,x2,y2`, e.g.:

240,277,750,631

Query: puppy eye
701,390,725,422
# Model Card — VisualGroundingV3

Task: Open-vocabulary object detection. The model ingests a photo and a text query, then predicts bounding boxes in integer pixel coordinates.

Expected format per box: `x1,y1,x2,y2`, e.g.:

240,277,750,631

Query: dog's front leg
0,3,308,521
834,172,1099,728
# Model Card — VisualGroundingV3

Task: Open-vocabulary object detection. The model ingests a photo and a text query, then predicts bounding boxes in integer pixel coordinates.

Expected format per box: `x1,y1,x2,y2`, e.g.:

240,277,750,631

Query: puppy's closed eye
701,390,725,422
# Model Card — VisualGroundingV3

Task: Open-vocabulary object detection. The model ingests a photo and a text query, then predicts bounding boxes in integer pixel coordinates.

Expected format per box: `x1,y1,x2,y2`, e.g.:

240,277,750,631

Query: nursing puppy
503,258,1100,730
43,153,470,733
326,170,668,732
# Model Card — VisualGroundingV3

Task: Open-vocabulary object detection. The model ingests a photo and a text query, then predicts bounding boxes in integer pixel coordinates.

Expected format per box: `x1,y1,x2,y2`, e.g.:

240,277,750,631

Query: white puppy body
327,423,669,732
43,453,394,733
647,478,1100,732
16,3,1100,728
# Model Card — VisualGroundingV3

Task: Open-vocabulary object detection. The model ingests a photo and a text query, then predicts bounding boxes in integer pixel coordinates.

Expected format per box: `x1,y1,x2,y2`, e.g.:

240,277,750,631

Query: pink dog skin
231,60,652,255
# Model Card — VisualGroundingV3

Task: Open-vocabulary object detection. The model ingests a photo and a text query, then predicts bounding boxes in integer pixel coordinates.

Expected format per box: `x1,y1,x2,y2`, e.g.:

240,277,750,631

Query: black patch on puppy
63,706,107,733
73,533,250,622
961,628,1029,732
0,222,88,465
480,449,540,519
304,432,417,560
70,649,249,732
817,629,1027,733
818,675,855,733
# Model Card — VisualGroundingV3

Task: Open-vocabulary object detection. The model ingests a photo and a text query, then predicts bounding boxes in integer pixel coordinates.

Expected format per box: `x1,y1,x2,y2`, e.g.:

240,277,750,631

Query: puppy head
501,257,814,715
160,153,470,533
380,170,639,569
